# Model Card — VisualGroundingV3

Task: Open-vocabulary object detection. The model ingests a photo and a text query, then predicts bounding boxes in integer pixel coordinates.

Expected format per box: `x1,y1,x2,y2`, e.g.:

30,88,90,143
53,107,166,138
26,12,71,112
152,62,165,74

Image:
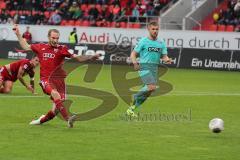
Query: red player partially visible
13,24,101,128
22,26,32,43
0,57,39,94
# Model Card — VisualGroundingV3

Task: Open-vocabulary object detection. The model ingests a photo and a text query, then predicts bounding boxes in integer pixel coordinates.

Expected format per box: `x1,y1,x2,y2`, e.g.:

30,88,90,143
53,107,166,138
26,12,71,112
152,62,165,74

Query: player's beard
151,32,158,40
50,41,58,47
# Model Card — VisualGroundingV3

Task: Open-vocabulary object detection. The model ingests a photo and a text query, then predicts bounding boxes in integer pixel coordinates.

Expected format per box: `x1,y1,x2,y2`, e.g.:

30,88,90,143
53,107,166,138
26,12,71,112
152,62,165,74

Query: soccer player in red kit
0,57,39,94
22,26,32,43
13,24,100,128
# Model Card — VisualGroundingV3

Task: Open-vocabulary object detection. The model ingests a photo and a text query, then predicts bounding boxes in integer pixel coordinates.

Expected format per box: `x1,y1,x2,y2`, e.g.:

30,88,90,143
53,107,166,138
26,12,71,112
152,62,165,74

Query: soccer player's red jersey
10,59,34,81
31,43,73,99
22,31,32,42
0,59,34,82
30,43,73,79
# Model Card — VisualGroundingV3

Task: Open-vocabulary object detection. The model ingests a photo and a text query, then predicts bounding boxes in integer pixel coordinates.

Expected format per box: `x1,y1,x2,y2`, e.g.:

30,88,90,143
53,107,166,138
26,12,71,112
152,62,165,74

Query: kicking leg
51,89,69,121
29,104,56,125
47,89,74,128
40,104,56,123
30,89,69,125
30,79,73,127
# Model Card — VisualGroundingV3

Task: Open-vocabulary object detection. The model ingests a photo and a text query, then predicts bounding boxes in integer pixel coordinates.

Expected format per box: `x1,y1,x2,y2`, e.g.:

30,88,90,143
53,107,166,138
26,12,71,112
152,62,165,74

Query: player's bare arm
130,50,140,70
17,66,34,93
161,55,173,64
29,77,34,92
13,24,31,51
29,73,35,94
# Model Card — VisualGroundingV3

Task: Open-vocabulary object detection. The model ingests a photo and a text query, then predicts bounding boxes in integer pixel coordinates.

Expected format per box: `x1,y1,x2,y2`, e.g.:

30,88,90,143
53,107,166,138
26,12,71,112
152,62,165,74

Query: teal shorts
138,69,158,85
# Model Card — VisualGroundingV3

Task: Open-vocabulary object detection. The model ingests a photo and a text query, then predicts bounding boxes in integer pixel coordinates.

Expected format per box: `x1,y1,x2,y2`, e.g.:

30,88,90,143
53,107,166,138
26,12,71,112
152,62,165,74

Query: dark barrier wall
179,49,233,71
0,41,239,71
231,50,240,71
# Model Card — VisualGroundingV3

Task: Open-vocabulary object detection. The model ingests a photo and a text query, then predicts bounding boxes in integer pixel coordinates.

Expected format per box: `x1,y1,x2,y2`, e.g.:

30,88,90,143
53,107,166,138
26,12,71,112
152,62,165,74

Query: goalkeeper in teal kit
127,21,173,117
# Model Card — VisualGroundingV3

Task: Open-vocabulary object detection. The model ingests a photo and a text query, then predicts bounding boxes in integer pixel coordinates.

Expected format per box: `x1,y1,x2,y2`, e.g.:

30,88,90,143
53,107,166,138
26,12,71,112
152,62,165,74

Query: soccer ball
209,118,224,133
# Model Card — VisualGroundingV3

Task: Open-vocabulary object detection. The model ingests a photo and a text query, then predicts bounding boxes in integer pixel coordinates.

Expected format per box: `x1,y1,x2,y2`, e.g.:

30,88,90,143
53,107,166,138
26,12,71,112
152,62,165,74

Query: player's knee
149,88,156,92
3,88,11,93
51,90,61,100
148,85,156,92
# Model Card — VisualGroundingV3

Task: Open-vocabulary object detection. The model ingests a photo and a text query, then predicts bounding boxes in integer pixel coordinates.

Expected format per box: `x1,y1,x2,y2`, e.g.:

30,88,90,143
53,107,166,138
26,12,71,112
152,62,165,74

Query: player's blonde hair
48,29,60,37
147,21,159,27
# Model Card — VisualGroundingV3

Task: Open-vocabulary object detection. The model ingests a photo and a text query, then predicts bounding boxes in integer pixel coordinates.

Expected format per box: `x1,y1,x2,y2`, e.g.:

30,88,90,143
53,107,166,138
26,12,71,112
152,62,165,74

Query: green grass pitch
0,59,239,160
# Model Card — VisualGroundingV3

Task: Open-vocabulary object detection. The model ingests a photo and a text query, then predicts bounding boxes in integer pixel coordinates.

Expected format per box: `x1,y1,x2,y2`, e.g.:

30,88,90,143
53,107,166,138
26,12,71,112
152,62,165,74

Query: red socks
40,110,55,123
54,99,69,121
39,99,69,124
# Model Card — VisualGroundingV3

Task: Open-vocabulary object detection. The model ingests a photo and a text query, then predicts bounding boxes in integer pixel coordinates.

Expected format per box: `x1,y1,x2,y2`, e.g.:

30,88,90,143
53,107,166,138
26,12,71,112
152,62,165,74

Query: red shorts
39,77,66,100
0,66,14,82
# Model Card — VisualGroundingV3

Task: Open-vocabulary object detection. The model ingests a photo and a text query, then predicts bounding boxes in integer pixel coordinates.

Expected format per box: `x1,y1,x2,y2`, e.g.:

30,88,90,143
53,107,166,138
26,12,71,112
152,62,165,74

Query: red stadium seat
160,0,168,4
25,10,30,15
82,20,90,26
127,23,134,28
32,10,38,16
225,25,234,32
96,21,102,27
44,11,51,18
110,21,116,27
132,23,141,28
66,20,75,26
96,4,102,13
218,25,225,31
200,25,208,31
120,22,127,28
208,24,217,31
80,4,87,11
18,10,23,15
75,20,82,26
87,4,94,10
0,0,176,29
10,10,16,17
106,21,111,27
108,5,114,12
60,20,67,26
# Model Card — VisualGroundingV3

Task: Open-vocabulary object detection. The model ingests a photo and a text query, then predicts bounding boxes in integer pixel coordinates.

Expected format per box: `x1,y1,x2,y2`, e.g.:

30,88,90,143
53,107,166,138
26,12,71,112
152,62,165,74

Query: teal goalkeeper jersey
134,37,168,70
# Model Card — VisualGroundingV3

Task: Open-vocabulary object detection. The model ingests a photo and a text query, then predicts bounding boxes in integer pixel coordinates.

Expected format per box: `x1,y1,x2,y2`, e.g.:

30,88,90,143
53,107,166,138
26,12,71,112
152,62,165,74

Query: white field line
0,92,240,98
